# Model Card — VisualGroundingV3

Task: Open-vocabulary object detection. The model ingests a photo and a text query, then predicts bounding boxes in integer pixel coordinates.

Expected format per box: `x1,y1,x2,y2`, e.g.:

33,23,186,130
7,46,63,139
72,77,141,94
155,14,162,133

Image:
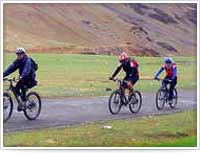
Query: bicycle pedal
17,106,25,112
17,101,26,111
168,100,173,104
121,101,127,106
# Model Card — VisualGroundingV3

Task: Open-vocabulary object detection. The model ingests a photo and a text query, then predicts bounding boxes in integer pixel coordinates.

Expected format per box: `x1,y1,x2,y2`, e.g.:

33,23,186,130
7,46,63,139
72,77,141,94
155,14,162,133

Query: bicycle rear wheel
108,90,122,115
24,91,42,120
169,89,178,109
3,92,13,122
129,91,142,113
156,89,165,110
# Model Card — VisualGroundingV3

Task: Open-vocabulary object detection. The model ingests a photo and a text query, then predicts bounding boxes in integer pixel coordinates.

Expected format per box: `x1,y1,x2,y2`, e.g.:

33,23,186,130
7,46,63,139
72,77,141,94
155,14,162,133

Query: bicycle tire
3,92,13,122
24,91,42,120
156,89,165,110
108,90,122,115
129,91,142,113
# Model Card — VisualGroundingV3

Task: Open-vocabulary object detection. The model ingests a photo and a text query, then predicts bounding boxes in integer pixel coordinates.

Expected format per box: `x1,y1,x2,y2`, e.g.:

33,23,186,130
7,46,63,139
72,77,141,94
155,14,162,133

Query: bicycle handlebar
3,77,18,83
110,78,129,83
155,78,172,83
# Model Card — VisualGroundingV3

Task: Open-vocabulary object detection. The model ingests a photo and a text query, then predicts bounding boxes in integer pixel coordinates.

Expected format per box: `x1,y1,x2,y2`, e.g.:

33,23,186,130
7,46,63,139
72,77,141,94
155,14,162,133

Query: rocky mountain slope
4,3,197,56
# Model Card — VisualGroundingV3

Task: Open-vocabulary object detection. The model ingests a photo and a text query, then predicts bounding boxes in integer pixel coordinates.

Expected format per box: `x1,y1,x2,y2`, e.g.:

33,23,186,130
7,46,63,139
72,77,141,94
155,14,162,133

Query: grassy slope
4,110,197,147
3,53,196,98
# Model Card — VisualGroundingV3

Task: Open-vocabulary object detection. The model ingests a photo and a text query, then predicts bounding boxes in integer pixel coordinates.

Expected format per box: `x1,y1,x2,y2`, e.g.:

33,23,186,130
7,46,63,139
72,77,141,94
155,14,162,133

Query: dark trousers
122,75,139,88
15,78,36,101
163,76,177,100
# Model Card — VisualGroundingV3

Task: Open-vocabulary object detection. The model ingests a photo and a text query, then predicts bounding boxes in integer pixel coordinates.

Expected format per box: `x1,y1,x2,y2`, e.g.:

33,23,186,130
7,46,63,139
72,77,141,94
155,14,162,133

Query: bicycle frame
4,78,22,105
115,79,130,105
160,79,172,101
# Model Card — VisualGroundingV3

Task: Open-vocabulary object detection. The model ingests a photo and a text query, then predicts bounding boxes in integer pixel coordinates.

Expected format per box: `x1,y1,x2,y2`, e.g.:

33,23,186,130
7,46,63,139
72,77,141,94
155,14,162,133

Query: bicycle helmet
119,52,129,63
164,57,173,64
15,47,26,54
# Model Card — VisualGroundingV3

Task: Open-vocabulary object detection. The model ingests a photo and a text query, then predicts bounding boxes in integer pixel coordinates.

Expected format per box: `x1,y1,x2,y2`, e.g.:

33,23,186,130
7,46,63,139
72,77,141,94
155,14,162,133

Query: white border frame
1,0,4,150
1,0,199,150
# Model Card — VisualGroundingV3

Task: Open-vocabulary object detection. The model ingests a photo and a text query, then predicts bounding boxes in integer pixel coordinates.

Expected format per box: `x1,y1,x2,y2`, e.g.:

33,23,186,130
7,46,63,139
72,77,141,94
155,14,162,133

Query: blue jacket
3,55,36,80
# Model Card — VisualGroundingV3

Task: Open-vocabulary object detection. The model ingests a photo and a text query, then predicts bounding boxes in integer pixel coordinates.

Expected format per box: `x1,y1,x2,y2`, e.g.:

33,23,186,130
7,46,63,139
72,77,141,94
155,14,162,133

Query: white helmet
119,52,129,63
15,47,26,54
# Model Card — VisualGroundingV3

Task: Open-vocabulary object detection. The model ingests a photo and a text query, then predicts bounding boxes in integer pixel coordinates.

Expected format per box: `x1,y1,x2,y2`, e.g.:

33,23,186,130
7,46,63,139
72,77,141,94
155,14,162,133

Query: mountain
3,3,197,56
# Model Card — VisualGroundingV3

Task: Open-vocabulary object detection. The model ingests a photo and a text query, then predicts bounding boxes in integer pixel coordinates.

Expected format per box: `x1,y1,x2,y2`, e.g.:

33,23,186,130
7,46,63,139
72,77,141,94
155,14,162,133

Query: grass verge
4,110,197,147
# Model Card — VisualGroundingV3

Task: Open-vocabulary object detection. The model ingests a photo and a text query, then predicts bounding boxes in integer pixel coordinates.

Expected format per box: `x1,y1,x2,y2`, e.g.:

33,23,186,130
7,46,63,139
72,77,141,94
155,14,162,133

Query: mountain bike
155,78,178,110
3,77,42,122
108,78,142,114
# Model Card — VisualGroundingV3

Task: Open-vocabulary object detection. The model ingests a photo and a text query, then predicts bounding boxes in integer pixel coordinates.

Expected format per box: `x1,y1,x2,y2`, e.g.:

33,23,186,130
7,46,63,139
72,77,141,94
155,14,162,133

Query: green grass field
3,53,197,98
4,110,197,147
3,53,197,147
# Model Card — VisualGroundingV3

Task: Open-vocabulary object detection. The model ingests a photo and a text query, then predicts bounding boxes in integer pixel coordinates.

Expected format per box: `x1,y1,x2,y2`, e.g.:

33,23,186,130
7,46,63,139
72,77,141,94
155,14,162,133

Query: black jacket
112,58,139,78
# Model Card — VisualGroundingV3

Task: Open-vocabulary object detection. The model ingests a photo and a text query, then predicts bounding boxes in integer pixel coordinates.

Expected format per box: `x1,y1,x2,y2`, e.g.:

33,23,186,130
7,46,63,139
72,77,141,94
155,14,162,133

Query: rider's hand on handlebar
109,77,115,81
3,78,7,81
154,77,158,80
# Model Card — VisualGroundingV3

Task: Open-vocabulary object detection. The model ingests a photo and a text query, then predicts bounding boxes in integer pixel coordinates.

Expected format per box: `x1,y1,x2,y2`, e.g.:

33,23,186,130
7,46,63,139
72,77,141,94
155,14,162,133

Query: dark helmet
164,57,173,64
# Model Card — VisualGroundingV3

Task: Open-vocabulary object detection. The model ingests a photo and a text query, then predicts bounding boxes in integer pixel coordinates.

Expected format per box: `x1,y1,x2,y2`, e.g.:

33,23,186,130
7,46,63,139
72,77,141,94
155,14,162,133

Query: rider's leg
15,79,26,110
15,79,26,101
122,75,128,94
20,87,26,101
127,77,139,102
15,79,24,98
127,81,134,95
128,76,139,95
169,77,177,100
162,76,168,87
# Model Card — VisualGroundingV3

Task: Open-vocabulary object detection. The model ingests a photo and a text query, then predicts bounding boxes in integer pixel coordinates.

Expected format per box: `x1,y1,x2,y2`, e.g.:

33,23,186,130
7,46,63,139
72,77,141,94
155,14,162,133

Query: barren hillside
4,3,197,56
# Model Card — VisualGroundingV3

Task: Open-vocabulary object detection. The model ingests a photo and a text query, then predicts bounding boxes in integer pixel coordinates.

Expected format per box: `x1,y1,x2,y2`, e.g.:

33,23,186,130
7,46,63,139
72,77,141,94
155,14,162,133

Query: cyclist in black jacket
110,52,139,96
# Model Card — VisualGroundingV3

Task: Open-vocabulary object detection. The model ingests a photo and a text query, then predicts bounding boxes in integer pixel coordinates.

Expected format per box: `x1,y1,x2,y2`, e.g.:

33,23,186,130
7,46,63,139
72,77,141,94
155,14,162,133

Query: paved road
4,90,197,132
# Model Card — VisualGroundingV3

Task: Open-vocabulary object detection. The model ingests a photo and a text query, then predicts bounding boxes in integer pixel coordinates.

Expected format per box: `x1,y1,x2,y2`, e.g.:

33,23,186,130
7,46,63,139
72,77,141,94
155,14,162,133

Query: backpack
30,58,38,71
130,58,139,68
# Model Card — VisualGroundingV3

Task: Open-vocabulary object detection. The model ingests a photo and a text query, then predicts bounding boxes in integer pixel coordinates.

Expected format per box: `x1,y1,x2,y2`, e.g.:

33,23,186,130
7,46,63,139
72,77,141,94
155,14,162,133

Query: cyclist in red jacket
154,57,177,101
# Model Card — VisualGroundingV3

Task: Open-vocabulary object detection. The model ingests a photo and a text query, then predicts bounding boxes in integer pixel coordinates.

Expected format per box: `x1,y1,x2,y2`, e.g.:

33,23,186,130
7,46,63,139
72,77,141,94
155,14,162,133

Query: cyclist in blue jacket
3,48,37,111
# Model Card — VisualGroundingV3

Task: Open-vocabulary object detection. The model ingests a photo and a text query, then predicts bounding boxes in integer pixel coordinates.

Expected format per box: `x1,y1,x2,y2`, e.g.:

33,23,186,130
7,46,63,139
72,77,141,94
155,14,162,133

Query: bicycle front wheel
3,92,13,122
108,90,122,115
24,91,42,120
156,89,165,110
129,91,142,113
